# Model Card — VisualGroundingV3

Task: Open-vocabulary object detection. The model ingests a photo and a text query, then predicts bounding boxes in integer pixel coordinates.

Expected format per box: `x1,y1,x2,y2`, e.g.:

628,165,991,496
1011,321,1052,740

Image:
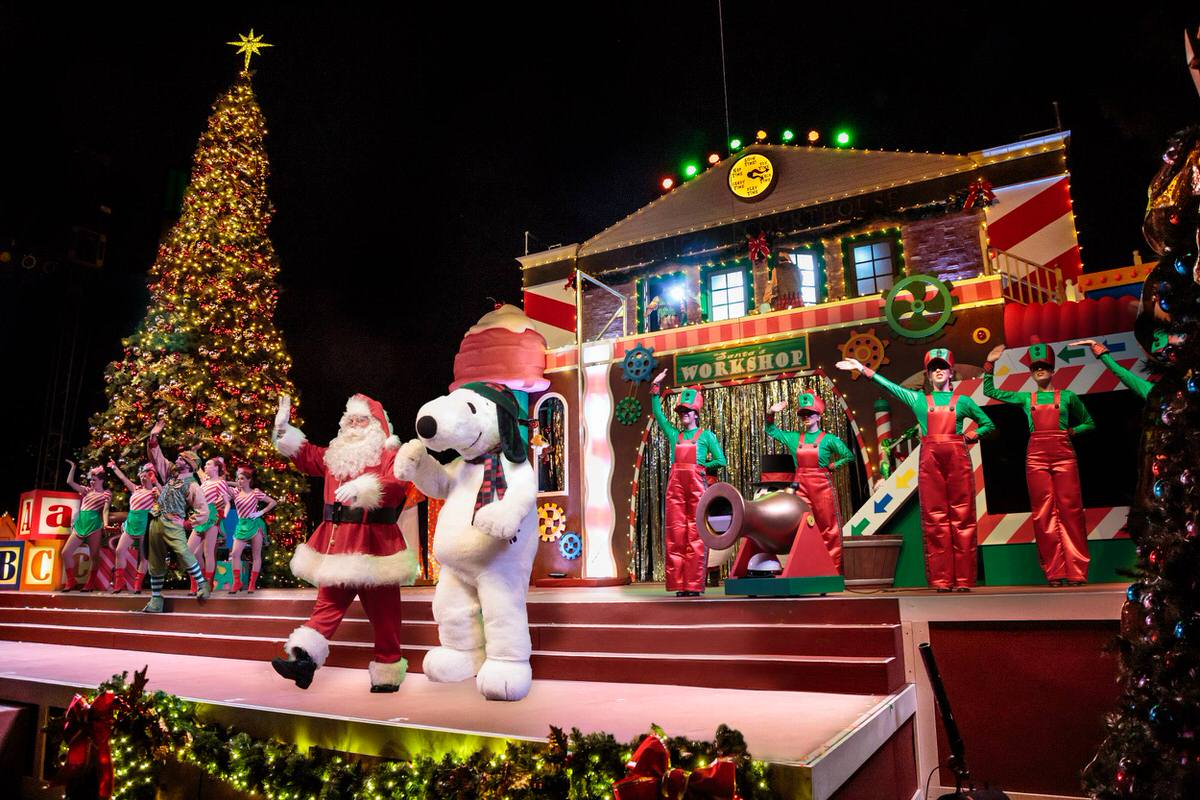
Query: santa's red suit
273,394,418,691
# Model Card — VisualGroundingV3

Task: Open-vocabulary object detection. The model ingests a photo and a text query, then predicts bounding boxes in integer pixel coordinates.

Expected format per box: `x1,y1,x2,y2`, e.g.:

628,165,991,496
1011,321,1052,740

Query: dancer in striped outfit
143,416,211,612
189,457,232,594
229,466,275,593
107,460,158,593
61,461,111,592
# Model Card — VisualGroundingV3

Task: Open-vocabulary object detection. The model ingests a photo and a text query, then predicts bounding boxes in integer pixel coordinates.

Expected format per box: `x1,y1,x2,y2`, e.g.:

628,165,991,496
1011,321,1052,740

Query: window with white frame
707,268,748,321
788,250,823,305
850,238,898,297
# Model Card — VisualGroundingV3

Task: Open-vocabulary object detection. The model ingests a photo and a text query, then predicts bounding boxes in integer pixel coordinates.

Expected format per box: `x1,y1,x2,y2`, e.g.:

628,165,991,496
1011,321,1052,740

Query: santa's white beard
324,425,386,480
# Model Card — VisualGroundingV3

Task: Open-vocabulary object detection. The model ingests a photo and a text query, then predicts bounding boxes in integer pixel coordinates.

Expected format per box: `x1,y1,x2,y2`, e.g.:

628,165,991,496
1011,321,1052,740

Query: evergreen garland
53,671,779,800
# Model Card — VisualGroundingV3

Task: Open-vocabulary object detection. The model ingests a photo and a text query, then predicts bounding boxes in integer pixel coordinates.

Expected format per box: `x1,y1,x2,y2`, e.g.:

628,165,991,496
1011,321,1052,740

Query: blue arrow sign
1101,339,1127,353
873,493,893,514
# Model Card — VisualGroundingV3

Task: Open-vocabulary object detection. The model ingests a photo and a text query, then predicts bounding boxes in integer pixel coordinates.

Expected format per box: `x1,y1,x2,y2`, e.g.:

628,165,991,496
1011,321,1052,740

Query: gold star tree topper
227,29,273,70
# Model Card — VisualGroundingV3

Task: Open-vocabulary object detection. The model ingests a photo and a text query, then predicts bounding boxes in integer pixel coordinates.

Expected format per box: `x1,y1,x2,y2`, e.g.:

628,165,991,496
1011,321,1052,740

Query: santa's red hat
345,394,401,449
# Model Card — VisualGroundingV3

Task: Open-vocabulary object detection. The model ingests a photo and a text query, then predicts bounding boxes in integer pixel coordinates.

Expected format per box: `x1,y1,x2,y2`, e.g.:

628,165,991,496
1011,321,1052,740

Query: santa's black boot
271,648,317,689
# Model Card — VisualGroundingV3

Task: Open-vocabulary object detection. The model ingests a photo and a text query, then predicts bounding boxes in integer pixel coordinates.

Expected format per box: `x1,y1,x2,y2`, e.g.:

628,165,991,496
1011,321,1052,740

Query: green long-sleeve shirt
1098,353,1154,400
765,421,855,469
982,372,1096,435
651,394,727,468
869,372,995,438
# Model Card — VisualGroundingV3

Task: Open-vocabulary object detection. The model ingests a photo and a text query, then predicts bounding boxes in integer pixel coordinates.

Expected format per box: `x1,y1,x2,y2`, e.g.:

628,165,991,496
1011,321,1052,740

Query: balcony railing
987,248,1063,305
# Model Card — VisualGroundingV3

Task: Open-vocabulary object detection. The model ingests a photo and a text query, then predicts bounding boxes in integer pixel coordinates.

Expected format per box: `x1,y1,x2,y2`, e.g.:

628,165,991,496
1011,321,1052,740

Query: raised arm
1071,340,1153,400
271,394,327,476
107,460,138,493
147,417,172,479
393,439,453,499
764,400,800,452
64,460,85,495
649,370,680,441
982,345,1028,405
836,359,922,411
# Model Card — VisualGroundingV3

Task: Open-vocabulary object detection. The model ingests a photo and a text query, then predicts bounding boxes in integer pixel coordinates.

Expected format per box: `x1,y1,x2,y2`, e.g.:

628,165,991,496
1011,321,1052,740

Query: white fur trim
274,425,306,458
290,543,419,588
385,435,401,450
368,658,408,687
342,473,383,511
345,396,371,416
284,625,330,667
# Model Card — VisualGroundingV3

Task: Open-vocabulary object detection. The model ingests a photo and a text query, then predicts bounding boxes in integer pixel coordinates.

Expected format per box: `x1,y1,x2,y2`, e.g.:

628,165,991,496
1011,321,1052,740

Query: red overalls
1026,392,1089,583
918,394,978,590
793,433,844,573
664,430,708,593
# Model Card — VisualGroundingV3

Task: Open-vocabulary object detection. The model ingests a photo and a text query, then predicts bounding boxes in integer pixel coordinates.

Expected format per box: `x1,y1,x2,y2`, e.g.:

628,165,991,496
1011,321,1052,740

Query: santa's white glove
394,439,426,481
473,501,520,541
333,483,359,506
273,395,292,440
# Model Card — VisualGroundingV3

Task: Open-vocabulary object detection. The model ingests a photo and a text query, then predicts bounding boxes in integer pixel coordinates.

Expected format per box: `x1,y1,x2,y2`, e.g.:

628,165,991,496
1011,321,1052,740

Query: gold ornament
837,328,891,378
537,502,567,542
227,29,273,70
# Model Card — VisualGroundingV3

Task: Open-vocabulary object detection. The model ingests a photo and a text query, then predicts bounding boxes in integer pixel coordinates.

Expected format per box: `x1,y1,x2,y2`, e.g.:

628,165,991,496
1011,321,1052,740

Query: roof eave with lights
519,132,1070,286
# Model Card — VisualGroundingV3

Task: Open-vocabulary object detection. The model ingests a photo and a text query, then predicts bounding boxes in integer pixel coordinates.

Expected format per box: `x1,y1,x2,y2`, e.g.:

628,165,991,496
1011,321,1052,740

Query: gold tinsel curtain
631,376,866,582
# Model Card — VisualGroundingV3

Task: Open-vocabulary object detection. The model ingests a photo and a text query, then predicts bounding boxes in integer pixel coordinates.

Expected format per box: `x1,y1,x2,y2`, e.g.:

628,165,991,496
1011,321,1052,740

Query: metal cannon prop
696,482,841,588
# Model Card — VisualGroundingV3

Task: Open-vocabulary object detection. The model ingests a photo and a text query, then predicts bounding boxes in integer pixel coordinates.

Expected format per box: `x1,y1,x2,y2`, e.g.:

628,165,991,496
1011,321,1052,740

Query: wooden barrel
842,535,903,588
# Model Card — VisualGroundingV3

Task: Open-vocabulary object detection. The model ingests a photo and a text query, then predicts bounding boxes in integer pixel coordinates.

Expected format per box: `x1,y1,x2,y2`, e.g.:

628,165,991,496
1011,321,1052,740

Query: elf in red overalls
765,393,855,572
838,348,995,591
984,342,1096,585
650,370,727,596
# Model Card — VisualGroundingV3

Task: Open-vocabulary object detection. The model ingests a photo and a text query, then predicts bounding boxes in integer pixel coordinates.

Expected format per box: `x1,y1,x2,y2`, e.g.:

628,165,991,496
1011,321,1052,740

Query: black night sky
2,3,1198,501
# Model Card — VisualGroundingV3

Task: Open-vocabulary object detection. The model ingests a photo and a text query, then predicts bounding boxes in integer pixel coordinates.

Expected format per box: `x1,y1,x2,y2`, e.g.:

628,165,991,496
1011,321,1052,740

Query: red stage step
0,590,904,695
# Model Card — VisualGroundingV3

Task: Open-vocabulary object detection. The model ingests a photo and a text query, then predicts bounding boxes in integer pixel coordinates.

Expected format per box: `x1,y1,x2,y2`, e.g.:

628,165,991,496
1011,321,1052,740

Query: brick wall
901,210,985,282
581,276,636,340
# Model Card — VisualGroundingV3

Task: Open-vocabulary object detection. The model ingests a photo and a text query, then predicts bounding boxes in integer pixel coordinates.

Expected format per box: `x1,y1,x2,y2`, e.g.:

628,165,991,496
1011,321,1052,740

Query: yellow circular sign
728,153,776,201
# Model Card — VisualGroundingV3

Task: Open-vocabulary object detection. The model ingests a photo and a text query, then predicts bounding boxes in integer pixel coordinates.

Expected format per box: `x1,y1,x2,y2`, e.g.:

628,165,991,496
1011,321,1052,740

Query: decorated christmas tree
82,34,306,585
1082,119,1200,798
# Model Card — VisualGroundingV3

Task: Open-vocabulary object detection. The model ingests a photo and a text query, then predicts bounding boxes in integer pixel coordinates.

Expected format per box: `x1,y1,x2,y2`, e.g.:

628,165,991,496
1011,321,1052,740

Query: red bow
963,178,995,210
613,735,740,800
59,691,117,800
747,233,771,263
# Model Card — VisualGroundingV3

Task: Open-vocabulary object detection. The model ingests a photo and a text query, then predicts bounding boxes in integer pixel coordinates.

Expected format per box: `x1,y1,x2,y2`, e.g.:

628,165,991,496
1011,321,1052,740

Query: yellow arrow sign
895,469,915,489
996,364,1010,376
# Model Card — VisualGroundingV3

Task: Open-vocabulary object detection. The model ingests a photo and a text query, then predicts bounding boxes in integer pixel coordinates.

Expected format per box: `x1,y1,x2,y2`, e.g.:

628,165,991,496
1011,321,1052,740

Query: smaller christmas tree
83,33,306,585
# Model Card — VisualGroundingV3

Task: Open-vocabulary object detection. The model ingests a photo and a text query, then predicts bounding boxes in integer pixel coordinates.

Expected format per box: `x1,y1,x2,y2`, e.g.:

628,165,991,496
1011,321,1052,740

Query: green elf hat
675,386,704,414
796,392,826,416
924,347,954,370
1151,329,1172,354
1028,338,1055,370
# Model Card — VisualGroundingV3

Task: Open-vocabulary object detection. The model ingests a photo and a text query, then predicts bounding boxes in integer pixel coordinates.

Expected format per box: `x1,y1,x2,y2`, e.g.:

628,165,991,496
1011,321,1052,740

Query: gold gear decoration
537,502,567,542
837,328,891,379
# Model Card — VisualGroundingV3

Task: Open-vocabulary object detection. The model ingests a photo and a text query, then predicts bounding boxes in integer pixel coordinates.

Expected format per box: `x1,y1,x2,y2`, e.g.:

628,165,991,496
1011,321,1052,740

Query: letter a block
17,490,80,541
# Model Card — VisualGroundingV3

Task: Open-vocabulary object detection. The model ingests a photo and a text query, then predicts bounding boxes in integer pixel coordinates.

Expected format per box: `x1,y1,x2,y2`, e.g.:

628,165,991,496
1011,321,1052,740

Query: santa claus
270,393,418,692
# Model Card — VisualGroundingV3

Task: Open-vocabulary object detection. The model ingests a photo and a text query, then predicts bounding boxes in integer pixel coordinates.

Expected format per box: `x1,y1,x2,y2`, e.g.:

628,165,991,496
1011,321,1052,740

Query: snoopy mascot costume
394,381,538,701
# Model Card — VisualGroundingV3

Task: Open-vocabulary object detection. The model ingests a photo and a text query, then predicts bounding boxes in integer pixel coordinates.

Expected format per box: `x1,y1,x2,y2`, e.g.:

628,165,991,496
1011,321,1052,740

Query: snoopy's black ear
497,406,527,463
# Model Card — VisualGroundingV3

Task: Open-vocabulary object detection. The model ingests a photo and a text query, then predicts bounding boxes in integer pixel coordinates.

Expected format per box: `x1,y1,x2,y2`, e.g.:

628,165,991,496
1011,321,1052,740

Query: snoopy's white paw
472,502,520,540
421,646,485,683
476,658,532,701
394,439,426,481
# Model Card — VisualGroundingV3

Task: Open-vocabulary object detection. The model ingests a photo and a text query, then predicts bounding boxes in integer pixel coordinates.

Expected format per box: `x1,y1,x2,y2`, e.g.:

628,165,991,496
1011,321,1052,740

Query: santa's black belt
323,504,401,525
